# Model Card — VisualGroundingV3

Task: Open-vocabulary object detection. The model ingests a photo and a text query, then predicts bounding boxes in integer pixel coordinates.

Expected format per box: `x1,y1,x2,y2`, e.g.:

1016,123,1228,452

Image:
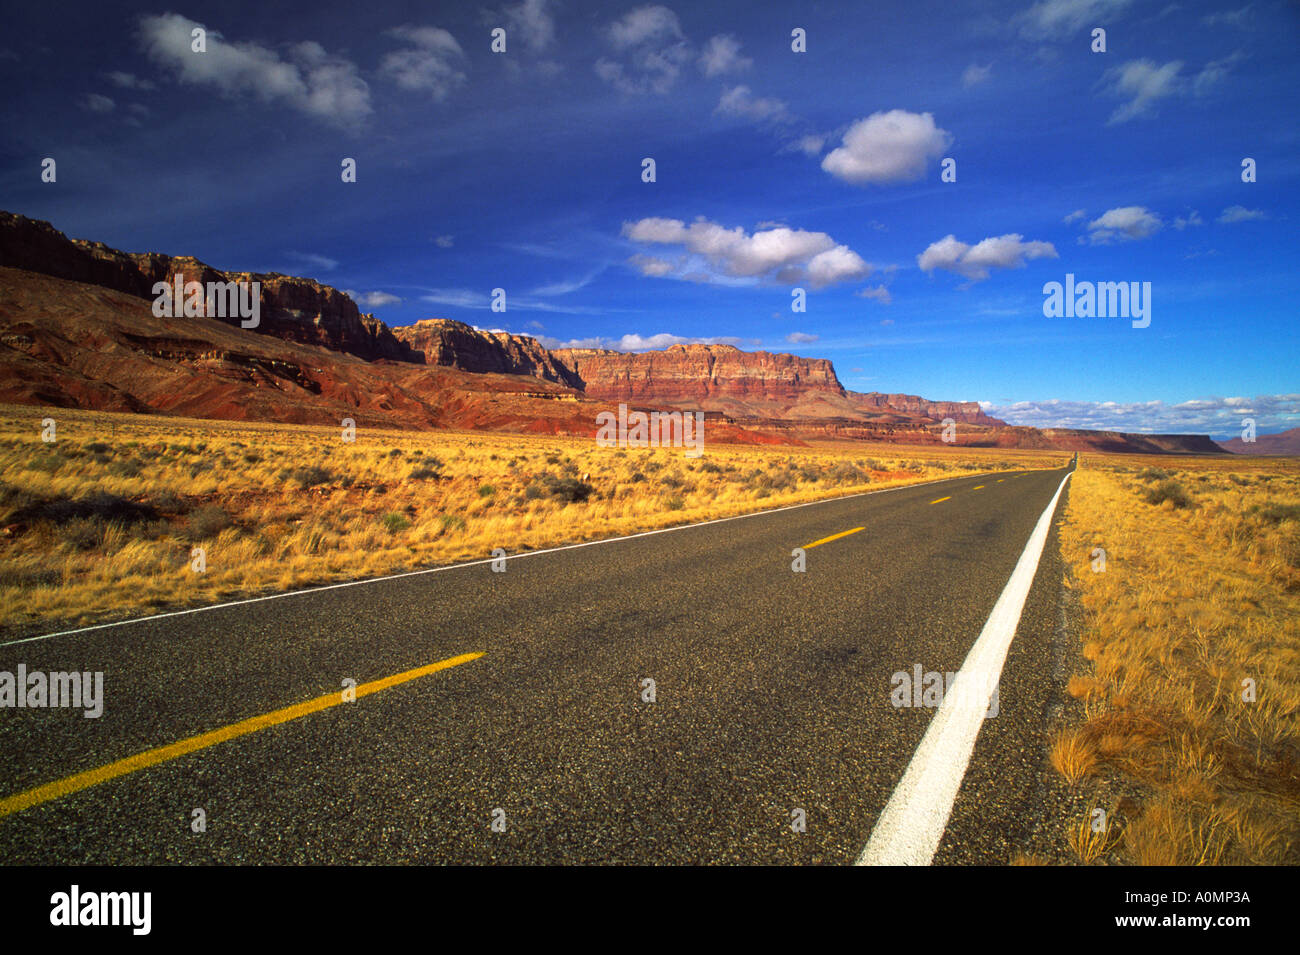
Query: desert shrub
24,455,64,474
149,490,188,513
439,514,466,533
286,465,333,488
85,442,112,454
664,494,685,511
545,476,594,503
0,484,41,518
755,470,797,493
187,505,232,540
409,465,441,480
64,517,105,551
108,458,142,479
1144,479,1194,509
827,461,869,484
523,483,545,500
1281,527,1300,569
478,484,496,497
1248,502,1300,525
381,512,410,534
1138,466,1169,481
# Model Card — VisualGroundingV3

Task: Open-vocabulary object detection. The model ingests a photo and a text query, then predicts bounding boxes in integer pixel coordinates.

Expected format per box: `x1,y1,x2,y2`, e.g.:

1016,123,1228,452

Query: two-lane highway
0,465,1074,864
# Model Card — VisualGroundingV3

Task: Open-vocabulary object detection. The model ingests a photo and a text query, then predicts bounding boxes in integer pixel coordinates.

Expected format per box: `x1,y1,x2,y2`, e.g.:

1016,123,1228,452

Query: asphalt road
0,464,1074,864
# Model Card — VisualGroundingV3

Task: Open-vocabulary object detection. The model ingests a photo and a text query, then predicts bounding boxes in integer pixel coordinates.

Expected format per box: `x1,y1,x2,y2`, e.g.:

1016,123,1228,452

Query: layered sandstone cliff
552,343,843,404
849,392,1001,426
393,319,582,387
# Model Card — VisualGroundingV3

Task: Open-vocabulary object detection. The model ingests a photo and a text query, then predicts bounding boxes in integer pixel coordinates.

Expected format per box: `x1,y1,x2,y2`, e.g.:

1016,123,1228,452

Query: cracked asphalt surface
0,463,1074,864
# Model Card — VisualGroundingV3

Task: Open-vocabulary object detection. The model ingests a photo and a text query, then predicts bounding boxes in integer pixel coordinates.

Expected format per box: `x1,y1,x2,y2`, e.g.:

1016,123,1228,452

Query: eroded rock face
849,392,1003,426
393,319,583,388
0,212,420,364
552,343,844,403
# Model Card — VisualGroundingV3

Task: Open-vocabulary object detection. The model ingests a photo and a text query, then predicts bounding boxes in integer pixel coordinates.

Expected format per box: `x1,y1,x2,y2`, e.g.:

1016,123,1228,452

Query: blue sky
1,0,1296,438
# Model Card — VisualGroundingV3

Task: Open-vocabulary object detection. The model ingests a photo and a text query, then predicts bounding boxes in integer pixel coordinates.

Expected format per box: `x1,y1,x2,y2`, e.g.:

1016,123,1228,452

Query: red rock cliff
552,343,845,403
393,319,582,388
0,212,420,363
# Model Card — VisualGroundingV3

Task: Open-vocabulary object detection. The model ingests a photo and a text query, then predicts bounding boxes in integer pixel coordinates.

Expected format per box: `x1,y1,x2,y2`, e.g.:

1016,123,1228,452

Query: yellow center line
997,479,1005,483
973,485,985,490
930,496,951,504
0,651,485,820
803,526,865,549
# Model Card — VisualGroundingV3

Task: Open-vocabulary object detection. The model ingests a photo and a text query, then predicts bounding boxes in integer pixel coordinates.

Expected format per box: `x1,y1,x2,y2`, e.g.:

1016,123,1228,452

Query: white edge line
4,467,1046,648
855,468,1074,866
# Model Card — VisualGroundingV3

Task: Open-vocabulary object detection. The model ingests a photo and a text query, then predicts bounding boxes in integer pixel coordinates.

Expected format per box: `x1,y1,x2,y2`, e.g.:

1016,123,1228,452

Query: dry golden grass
0,404,1065,634
1050,726,1099,786
1058,454,1300,864
1067,800,1123,864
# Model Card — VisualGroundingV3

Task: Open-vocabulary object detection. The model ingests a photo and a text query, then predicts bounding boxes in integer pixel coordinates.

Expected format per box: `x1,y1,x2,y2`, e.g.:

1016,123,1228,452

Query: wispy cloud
961,63,992,87
531,267,605,296
380,24,467,101
344,290,402,307
1217,205,1266,224
1017,0,1133,39
699,34,751,76
285,251,339,271
139,13,372,127
595,5,690,94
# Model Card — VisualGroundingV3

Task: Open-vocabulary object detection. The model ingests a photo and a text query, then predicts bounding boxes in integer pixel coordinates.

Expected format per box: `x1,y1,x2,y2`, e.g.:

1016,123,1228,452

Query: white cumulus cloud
917,233,1057,282
820,110,952,185
1085,205,1163,243
623,216,872,288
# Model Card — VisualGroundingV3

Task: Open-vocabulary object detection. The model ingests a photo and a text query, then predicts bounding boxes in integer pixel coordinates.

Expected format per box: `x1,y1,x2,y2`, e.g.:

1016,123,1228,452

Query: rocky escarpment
849,392,1002,426
552,344,1006,425
393,319,582,388
0,212,420,363
1220,427,1300,455
552,343,844,403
